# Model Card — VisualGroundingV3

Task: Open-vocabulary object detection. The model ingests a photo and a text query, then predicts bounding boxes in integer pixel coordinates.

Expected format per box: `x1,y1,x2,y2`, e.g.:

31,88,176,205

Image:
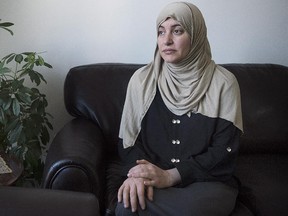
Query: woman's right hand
117,177,154,212
128,159,181,188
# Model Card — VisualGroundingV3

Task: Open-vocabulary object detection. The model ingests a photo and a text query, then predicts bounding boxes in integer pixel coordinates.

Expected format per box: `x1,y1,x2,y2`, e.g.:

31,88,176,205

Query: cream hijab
119,2,243,148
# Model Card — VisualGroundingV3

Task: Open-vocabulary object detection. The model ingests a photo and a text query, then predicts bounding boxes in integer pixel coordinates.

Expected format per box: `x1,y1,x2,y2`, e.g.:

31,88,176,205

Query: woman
116,2,243,215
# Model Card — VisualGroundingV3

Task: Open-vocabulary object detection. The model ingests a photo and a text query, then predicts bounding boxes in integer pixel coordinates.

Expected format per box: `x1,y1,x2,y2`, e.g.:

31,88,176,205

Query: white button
227,147,232,152
172,140,180,145
172,119,181,124
171,158,180,163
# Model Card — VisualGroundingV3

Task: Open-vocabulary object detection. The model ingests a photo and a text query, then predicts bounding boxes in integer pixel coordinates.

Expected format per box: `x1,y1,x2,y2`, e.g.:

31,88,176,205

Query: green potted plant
0,20,53,186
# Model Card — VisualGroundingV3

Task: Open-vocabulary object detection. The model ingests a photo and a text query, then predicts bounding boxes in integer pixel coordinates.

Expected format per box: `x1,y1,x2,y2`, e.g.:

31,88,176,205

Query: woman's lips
163,49,176,54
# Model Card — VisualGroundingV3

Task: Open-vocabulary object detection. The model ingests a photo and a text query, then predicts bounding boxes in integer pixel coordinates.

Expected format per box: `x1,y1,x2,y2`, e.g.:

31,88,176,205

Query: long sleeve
117,137,150,177
175,120,241,187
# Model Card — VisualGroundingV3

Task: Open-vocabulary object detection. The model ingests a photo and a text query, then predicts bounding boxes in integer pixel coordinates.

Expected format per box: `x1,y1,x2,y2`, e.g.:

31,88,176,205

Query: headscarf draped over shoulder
119,2,243,148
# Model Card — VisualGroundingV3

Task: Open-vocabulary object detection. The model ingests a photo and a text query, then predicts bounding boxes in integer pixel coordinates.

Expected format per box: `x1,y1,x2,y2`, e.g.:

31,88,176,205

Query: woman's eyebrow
158,24,182,29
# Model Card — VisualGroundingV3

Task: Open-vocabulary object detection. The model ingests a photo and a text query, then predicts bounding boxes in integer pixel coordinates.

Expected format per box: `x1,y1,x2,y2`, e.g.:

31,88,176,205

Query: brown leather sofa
42,63,288,216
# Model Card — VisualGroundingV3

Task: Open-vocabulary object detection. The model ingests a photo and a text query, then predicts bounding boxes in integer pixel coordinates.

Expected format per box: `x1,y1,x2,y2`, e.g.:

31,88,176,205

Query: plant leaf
40,125,50,145
22,52,34,56
2,53,15,61
19,68,30,79
44,62,53,68
45,121,53,130
1,97,12,111
21,86,33,94
15,54,24,64
6,53,16,64
0,26,14,35
30,100,39,113
36,71,47,84
0,107,6,125
12,98,21,116
16,91,32,105
5,117,19,133
11,79,24,90
36,56,45,66
0,66,11,74
0,22,14,27
7,124,23,145
28,70,41,85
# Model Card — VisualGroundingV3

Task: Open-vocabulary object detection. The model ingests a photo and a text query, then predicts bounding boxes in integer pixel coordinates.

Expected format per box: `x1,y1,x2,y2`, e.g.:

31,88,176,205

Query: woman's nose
164,33,173,45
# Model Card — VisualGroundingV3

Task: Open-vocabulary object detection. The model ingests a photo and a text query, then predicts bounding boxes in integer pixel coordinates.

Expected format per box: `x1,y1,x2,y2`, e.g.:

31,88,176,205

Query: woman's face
157,18,191,64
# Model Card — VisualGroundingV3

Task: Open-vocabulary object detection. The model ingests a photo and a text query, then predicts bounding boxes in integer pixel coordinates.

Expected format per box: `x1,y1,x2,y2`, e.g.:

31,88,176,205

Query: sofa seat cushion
235,153,288,216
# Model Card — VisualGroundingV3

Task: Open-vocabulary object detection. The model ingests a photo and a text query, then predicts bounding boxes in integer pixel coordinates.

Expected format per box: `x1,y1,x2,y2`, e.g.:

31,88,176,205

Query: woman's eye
158,30,165,36
174,29,184,35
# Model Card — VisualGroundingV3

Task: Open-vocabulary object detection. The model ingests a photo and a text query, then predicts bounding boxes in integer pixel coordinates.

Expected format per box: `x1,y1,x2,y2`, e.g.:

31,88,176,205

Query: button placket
171,118,181,164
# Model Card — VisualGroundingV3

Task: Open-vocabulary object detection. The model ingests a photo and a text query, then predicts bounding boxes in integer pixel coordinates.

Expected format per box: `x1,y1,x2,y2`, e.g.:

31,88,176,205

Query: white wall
1,0,288,141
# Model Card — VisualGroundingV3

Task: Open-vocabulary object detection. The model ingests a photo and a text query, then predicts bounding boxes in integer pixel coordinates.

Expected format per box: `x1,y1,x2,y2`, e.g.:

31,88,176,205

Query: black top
119,89,241,188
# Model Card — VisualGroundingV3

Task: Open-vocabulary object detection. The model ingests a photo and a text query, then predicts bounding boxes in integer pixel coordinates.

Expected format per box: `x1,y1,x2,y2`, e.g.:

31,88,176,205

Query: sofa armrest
42,118,106,209
0,186,100,216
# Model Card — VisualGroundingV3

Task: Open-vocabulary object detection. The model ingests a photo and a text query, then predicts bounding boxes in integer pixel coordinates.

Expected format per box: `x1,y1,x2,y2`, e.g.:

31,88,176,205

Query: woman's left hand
128,159,181,188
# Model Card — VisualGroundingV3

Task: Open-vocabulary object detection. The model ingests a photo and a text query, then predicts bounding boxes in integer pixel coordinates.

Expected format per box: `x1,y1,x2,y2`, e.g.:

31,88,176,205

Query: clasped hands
117,159,181,212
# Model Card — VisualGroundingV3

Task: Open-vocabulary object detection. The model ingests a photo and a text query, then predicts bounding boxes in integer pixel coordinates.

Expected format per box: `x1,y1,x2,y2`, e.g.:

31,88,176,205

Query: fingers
129,184,138,212
117,184,124,203
118,181,137,211
123,184,131,209
146,185,154,201
137,183,146,210
144,179,156,187
136,159,149,164
118,182,132,210
129,161,150,174
117,178,149,212
128,171,149,179
128,161,154,179
128,161,164,187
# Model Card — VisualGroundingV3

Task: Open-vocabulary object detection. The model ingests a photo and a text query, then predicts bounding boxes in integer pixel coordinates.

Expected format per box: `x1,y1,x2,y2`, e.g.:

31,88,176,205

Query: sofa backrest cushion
64,63,143,154
64,63,288,154
224,64,288,153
